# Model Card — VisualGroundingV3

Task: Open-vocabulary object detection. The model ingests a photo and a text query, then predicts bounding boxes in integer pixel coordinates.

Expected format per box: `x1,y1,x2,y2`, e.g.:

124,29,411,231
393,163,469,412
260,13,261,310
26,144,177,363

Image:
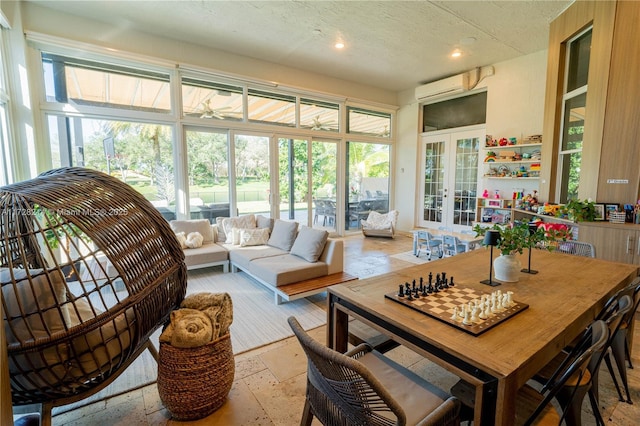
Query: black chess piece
412,279,416,292
450,276,455,287
421,285,428,297
398,284,405,297
442,272,447,282
442,278,449,289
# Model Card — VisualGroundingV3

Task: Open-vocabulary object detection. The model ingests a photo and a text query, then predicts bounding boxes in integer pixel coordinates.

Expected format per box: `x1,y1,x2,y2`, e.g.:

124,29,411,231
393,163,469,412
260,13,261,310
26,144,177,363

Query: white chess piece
451,306,458,320
479,307,488,320
471,307,478,322
462,309,472,325
507,291,514,307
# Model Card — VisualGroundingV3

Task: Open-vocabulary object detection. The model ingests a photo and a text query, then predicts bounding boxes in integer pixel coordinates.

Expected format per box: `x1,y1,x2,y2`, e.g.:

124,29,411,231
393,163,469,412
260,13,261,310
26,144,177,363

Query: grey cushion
248,254,327,286
170,219,213,244
181,242,229,267
215,216,227,242
267,219,298,251
256,214,274,231
290,226,328,262
227,245,288,270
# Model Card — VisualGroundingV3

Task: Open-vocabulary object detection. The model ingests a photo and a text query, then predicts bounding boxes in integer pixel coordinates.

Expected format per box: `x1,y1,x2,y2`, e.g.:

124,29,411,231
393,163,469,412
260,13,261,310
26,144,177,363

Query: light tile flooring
40,233,640,424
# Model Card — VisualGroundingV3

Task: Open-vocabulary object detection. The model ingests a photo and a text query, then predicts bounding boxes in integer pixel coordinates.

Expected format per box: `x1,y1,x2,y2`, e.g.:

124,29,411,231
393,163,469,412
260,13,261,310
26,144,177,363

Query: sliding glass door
234,134,272,217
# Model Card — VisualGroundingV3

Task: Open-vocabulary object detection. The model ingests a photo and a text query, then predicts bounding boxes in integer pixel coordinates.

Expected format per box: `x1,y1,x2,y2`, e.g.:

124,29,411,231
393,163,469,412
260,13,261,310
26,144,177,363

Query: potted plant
473,221,571,282
556,198,596,222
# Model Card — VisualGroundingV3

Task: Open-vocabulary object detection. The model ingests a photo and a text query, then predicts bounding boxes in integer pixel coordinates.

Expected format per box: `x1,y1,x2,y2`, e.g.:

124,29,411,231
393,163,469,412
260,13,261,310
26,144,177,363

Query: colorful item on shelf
482,189,489,198
498,137,509,146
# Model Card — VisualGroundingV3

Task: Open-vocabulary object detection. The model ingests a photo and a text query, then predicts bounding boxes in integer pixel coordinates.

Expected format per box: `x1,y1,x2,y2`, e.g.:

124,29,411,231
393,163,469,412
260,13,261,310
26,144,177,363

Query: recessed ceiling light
451,50,462,58
335,42,345,49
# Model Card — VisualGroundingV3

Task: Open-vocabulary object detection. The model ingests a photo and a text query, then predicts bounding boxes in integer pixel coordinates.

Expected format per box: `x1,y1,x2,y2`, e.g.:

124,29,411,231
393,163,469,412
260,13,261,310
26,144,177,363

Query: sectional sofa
169,216,343,304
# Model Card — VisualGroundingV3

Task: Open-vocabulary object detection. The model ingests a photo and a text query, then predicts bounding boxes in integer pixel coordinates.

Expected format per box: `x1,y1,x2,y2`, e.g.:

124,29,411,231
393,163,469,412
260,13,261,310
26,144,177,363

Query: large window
46,115,175,205
36,48,394,231
346,142,390,230
0,29,11,185
558,28,591,202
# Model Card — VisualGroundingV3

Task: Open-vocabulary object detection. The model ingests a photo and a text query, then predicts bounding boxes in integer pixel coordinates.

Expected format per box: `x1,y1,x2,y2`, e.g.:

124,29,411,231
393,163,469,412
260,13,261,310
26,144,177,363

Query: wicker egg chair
0,167,187,422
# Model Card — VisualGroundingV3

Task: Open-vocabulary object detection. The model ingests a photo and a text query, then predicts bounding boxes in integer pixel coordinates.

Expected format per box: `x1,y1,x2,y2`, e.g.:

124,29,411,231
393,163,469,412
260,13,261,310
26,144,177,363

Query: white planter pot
494,254,521,282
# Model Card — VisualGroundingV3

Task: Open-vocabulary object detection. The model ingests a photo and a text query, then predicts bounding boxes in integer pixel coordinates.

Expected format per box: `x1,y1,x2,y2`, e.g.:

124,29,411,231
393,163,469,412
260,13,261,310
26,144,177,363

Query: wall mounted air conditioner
414,73,470,102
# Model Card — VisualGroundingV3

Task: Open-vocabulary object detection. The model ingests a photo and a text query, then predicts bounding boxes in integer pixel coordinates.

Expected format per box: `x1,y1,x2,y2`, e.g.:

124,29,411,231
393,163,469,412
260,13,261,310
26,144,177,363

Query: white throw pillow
222,215,256,244
170,219,213,244
240,228,270,247
175,232,187,249
185,232,204,248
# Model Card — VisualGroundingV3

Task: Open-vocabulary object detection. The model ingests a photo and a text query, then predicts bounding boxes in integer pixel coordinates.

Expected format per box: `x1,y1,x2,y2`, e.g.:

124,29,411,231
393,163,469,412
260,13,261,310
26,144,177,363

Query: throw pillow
267,219,299,251
170,219,213,244
222,215,256,244
185,232,204,248
290,226,329,262
240,228,270,247
175,232,187,249
256,214,274,232
215,216,227,243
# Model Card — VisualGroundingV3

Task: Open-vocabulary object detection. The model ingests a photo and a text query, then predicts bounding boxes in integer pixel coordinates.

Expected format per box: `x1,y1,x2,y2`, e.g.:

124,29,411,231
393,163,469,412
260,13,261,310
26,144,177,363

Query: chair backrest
555,240,596,257
617,277,640,329
288,316,406,425
442,235,464,255
528,320,608,426
590,294,632,373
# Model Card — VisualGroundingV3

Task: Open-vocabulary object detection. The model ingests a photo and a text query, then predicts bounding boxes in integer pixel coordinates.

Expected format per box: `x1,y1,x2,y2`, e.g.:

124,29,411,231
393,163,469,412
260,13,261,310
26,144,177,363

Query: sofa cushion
215,217,226,242
290,226,329,262
248,254,328,286
227,245,289,270
240,228,270,247
256,214,274,231
170,219,213,244
222,215,256,244
182,242,229,267
267,219,298,251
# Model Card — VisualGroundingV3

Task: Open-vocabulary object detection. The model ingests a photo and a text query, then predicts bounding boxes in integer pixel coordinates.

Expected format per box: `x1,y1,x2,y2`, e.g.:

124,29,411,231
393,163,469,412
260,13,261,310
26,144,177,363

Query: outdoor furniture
361,210,398,238
288,316,461,426
0,167,187,422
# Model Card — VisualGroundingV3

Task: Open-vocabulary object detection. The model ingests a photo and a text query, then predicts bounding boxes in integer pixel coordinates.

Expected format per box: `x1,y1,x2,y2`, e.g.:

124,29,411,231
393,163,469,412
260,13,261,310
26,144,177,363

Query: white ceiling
27,0,574,92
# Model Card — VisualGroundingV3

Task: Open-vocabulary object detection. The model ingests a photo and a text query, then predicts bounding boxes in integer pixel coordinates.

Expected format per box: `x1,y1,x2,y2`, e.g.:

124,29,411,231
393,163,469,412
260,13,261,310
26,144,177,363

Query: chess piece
451,306,458,320
398,284,405,297
462,309,472,325
450,276,455,286
471,307,478,322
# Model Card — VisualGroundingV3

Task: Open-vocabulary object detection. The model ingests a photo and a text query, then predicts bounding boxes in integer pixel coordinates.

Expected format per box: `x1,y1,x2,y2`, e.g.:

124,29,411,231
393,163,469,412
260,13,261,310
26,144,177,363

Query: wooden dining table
326,248,638,425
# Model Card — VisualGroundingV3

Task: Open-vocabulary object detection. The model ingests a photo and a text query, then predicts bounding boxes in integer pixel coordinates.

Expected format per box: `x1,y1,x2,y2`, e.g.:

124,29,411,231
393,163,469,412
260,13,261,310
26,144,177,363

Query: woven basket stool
157,333,235,420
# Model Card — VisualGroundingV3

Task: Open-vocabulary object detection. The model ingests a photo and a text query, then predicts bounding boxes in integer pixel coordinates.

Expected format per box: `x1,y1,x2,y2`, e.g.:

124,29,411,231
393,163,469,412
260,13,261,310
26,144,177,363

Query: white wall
393,50,548,232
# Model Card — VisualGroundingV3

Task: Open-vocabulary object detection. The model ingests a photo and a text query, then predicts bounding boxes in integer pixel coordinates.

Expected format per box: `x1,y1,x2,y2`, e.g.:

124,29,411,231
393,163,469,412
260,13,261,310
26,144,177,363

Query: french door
419,127,483,231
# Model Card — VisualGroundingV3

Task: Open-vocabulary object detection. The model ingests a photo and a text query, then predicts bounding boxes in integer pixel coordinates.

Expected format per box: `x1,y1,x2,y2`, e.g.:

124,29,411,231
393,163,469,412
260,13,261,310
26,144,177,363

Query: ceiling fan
310,115,336,131
199,99,237,119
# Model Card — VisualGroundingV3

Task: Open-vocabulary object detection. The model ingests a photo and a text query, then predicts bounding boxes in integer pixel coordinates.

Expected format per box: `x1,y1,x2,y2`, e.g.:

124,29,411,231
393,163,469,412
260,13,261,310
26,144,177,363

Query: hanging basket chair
0,167,187,412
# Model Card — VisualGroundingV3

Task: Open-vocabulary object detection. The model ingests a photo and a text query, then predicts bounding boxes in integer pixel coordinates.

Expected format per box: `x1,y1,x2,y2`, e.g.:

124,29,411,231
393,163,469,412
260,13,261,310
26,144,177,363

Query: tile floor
34,233,640,424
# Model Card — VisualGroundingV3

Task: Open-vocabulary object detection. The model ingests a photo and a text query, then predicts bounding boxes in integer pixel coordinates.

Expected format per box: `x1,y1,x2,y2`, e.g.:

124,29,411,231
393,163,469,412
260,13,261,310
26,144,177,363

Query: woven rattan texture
157,333,234,420
0,167,187,407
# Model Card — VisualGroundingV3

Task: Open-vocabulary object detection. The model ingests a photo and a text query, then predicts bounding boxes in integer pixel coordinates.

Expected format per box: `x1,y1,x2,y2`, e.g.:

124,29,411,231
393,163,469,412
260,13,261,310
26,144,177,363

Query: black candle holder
480,230,501,286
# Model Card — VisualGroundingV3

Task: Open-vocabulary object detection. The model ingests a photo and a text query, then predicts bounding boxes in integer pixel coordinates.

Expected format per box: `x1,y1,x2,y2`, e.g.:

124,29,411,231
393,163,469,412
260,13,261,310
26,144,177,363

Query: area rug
390,250,433,265
53,269,326,414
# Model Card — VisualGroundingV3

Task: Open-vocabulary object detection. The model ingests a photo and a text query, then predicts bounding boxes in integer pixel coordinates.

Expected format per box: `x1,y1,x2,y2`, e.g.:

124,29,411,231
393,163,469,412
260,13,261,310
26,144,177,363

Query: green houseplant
556,198,596,222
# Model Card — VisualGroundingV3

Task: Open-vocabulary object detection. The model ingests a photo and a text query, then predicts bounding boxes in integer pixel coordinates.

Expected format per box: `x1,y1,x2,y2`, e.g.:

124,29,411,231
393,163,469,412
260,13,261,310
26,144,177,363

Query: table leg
327,293,348,352
412,233,418,255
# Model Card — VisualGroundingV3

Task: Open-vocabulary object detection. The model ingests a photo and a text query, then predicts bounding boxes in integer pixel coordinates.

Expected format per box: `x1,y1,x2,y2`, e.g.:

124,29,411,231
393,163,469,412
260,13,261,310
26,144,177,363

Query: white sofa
169,216,344,303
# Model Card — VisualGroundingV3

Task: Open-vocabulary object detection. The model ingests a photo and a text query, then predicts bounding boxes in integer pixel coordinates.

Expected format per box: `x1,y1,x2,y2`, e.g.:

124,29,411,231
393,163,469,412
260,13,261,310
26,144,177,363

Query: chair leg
612,330,633,403
300,398,313,426
604,351,625,402
588,388,606,426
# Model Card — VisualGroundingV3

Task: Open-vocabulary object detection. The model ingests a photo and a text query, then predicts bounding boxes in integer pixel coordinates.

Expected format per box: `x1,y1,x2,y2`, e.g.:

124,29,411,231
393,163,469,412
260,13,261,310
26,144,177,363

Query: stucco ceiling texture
28,0,573,92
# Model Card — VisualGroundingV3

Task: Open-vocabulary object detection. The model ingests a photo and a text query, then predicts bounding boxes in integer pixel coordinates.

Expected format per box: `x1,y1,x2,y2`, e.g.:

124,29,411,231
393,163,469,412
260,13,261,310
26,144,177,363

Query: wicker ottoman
157,333,235,420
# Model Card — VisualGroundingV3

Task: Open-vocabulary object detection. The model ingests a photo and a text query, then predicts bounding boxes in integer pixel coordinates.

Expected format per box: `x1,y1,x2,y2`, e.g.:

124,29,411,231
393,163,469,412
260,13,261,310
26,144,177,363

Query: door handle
627,235,632,254
637,236,640,256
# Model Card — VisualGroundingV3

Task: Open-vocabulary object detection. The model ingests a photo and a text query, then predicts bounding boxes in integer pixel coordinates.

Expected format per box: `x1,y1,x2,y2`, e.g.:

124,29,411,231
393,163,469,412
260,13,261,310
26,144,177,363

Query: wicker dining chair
1,167,187,423
288,316,460,426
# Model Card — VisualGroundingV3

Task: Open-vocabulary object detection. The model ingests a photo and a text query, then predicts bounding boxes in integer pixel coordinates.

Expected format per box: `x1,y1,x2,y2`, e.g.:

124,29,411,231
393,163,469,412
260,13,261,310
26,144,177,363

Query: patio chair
288,316,461,426
361,210,398,238
1,167,187,423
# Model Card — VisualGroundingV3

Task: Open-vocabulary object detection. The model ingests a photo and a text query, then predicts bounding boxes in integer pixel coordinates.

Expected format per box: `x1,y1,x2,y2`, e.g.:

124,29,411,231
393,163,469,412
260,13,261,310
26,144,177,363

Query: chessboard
384,273,528,336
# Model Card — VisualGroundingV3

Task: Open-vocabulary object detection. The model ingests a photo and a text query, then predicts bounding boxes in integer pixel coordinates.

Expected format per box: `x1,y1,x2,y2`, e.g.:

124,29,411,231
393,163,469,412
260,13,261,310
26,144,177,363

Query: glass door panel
234,134,271,217
420,129,482,230
452,135,479,227
420,138,446,227
185,128,230,223
311,140,337,231
346,142,390,231
278,137,309,223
